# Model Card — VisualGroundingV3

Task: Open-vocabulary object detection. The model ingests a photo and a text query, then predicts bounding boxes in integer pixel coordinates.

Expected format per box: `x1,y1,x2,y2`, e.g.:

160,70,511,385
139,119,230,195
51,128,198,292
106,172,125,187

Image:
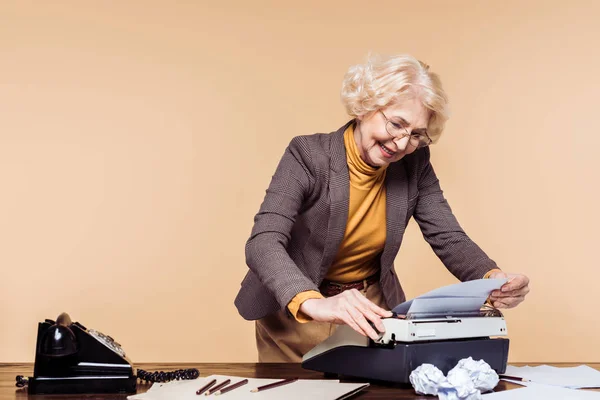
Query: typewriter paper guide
392,278,508,315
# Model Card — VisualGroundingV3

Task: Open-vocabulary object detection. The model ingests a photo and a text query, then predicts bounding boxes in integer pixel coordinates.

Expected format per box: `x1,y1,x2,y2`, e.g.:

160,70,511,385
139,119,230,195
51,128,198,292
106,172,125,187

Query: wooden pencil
214,379,248,396
499,375,530,382
250,377,299,393
205,379,231,396
196,379,217,395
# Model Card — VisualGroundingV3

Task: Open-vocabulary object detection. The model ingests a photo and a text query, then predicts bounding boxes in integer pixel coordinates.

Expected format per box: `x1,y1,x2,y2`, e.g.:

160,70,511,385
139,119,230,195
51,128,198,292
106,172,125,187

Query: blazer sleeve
244,136,321,309
412,147,499,281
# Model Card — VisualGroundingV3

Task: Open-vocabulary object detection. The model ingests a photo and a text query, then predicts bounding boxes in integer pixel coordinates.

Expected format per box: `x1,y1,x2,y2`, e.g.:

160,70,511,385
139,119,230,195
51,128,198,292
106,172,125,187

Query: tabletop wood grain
3,363,599,399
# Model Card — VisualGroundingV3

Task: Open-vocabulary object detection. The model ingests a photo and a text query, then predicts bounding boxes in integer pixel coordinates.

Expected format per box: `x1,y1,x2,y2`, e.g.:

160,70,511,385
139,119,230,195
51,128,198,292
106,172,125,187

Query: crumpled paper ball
438,368,482,400
409,364,446,395
409,357,499,399
451,357,499,392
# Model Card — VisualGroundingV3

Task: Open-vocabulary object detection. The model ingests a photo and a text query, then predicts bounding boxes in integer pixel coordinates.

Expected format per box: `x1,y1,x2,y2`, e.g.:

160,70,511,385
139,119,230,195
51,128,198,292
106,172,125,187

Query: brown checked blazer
234,121,498,320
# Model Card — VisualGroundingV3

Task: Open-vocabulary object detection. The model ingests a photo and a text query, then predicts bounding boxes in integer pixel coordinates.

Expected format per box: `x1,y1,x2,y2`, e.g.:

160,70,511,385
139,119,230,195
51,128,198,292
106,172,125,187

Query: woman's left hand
487,271,530,309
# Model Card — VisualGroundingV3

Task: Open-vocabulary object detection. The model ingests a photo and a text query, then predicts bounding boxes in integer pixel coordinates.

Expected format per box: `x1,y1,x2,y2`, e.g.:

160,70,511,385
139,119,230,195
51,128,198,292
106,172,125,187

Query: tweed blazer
234,121,498,320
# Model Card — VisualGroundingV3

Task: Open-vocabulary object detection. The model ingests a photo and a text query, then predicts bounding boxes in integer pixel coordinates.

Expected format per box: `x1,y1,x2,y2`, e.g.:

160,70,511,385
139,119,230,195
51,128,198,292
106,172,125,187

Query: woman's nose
393,135,410,151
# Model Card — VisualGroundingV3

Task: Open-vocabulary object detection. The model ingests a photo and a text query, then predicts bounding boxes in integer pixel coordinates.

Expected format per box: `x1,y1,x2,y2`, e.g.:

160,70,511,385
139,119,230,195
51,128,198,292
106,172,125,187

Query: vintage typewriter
302,281,510,384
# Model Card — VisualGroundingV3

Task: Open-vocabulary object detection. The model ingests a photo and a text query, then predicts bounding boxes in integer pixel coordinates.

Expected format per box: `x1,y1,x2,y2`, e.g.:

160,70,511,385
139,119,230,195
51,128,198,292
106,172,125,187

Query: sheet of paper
407,296,488,314
393,278,507,314
128,375,369,400
501,365,600,389
482,384,600,399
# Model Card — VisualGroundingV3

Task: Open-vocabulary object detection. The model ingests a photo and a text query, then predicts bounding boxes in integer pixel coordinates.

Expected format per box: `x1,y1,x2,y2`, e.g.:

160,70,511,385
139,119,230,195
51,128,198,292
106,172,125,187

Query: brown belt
319,272,380,297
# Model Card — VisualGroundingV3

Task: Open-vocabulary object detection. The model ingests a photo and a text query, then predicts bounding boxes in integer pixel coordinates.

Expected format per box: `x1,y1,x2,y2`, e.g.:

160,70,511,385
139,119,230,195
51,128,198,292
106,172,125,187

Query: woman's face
354,98,431,168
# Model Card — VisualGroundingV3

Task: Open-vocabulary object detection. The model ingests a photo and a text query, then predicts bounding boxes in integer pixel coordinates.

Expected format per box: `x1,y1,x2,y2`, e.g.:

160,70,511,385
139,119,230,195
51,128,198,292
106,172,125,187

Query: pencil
205,379,231,396
499,375,530,382
196,379,217,395
250,377,299,393
214,379,248,396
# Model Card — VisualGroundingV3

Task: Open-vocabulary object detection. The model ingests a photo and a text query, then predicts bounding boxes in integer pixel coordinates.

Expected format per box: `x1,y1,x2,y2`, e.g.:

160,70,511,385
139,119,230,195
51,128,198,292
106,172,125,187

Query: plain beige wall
1,0,599,364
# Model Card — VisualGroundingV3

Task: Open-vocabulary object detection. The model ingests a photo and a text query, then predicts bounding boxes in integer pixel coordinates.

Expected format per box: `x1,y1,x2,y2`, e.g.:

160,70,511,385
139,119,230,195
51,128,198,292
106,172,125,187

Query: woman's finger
492,299,510,309
501,275,530,292
352,303,385,333
491,285,530,298
348,291,388,331
363,297,393,318
348,288,392,318
359,305,386,333
493,296,525,309
340,310,367,337
346,304,380,340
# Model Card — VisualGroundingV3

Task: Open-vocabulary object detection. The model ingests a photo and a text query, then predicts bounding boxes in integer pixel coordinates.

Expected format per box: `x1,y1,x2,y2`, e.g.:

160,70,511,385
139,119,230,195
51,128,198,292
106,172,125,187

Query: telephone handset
15,312,199,395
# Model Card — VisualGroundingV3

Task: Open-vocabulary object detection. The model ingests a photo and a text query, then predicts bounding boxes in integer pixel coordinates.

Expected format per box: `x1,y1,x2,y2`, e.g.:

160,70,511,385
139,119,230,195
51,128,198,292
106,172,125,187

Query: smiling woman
352,99,432,167
341,54,448,143
234,53,531,363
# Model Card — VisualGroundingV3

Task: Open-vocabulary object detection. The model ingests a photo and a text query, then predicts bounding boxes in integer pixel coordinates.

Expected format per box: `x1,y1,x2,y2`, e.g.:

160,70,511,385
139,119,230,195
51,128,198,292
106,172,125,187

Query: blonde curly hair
341,54,449,142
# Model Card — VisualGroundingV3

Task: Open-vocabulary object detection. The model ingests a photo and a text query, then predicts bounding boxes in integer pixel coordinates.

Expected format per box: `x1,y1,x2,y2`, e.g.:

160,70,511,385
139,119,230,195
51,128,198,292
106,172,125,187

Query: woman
234,54,530,362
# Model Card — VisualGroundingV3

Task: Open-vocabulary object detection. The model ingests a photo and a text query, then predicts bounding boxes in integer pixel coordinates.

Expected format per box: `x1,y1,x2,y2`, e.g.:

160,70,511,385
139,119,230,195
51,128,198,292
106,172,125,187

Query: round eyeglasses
379,110,432,149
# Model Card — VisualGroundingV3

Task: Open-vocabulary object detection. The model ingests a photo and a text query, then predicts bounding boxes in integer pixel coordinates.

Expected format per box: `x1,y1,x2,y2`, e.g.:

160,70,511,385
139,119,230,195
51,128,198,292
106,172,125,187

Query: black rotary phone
15,312,199,395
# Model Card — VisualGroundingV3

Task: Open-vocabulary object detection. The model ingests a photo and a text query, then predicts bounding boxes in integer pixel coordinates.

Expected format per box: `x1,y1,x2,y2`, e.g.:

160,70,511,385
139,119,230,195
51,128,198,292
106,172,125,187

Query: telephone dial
15,312,199,394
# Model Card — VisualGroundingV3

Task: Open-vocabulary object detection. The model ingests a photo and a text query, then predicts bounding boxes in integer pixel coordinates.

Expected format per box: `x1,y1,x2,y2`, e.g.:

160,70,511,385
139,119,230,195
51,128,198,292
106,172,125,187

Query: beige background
1,0,599,364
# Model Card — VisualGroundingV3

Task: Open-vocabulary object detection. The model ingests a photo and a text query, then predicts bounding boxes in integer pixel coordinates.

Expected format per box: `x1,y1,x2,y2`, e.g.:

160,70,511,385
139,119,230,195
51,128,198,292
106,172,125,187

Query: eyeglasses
379,110,432,149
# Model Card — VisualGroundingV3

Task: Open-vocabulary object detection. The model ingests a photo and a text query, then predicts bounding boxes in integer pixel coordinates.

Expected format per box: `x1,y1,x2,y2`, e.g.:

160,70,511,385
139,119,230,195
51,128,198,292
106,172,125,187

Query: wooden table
2,363,599,399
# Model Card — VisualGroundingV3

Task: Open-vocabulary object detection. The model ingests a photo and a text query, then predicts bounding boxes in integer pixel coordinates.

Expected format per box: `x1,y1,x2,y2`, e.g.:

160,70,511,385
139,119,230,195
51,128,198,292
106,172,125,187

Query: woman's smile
378,141,396,158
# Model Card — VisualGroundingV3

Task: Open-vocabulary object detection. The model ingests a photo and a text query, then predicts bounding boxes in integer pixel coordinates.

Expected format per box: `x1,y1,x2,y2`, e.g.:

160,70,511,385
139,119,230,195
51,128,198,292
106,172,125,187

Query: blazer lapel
318,120,408,278
319,121,353,278
380,159,408,272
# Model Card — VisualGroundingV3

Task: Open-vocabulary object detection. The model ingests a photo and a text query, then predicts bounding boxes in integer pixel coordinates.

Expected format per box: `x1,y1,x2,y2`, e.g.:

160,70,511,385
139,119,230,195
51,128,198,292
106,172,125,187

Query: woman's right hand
299,289,393,340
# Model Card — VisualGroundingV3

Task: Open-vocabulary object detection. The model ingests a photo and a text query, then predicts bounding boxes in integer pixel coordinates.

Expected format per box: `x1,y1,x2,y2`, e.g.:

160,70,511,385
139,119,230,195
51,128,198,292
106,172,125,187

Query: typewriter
302,280,511,384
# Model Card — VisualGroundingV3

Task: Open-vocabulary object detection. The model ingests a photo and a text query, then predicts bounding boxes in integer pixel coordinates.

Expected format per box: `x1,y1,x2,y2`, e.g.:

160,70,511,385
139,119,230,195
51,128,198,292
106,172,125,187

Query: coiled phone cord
16,368,200,388
15,376,28,388
136,368,200,383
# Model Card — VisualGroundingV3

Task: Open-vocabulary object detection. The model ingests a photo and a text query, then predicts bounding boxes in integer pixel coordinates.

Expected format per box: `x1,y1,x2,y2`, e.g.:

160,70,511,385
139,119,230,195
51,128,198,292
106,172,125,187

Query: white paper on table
482,384,600,399
393,278,507,315
128,374,369,400
501,365,600,389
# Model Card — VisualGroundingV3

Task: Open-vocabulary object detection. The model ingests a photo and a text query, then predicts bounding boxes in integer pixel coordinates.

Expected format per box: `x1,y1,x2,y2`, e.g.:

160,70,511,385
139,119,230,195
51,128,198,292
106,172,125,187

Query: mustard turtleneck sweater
287,123,388,321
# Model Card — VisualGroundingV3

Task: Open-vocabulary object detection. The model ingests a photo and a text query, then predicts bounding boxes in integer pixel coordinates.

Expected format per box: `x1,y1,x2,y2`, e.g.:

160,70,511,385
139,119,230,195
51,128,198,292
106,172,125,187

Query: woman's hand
487,271,530,308
299,289,393,340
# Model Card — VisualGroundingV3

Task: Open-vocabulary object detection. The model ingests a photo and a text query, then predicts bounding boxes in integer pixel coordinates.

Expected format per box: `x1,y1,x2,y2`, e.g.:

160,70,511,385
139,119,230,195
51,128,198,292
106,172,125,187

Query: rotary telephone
15,312,199,395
